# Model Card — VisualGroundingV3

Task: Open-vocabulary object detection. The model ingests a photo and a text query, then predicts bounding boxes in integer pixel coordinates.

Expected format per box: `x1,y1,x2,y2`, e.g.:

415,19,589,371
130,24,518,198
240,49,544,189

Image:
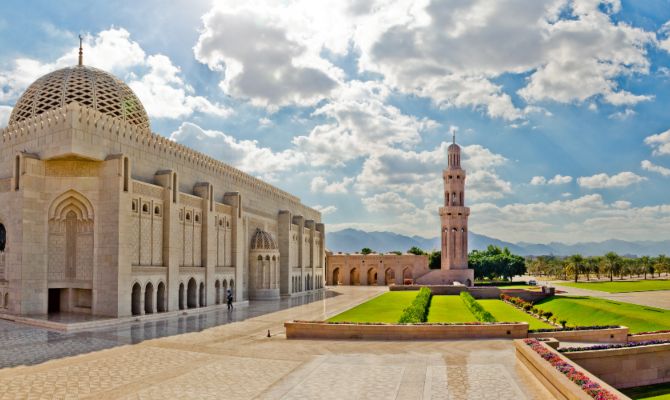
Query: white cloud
312,205,338,215
530,174,572,185
644,129,670,156
0,28,227,121
641,160,670,177
310,176,354,194
530,176,547,185
362,192,416,213
169,122,303,179
128,54,231,119
0,106,11,126
293,81,436,166
470,194,670,242
193,4,342,109
577,171,647,189
608,108,636,120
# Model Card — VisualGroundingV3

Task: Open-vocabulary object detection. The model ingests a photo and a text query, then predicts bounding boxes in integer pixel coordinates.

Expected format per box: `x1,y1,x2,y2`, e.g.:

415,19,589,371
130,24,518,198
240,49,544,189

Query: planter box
514,340,629,400
564,343,670,389
529,326,629,343
628,331,670,342
284,321,529,340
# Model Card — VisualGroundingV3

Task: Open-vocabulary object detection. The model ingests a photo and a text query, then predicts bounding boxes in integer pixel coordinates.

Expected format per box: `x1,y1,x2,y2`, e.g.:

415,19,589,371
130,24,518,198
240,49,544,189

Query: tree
603,252,621,282
469,245,526,281
655,255,669,277
361,248,372,255
407,246,426,256
565,254,585,283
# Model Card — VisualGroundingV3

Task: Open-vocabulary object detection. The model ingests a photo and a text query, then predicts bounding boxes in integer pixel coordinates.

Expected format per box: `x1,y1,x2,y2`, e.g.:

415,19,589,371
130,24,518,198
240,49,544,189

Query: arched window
0,223,5,252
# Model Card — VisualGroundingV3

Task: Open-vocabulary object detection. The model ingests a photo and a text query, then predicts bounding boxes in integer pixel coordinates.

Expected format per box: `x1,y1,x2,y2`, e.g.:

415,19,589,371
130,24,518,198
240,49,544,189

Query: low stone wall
515,340,629,400
628,331,670,342
284,321,529,340
564,343,670,389
529,326,629,343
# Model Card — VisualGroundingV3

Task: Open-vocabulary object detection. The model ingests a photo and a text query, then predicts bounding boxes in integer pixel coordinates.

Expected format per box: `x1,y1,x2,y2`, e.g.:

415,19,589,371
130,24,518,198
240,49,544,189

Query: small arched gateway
332,267,340,285
249,229,280,300
187,278,197,308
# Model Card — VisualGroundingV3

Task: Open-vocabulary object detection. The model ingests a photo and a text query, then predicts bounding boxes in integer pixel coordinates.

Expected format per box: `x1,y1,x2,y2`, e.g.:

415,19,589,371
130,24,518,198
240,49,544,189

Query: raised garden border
284,320,529,340
515,338,628,400
529,326,629,343
628,330,670,342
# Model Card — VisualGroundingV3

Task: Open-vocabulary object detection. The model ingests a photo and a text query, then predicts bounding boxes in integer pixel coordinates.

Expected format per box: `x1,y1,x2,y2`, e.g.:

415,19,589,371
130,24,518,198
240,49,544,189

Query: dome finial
452,130,456,144
78,34,83,66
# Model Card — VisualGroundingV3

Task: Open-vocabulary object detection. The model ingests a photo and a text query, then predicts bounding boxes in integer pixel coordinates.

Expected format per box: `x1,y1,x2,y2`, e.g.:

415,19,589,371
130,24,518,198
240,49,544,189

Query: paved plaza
0,286,550,399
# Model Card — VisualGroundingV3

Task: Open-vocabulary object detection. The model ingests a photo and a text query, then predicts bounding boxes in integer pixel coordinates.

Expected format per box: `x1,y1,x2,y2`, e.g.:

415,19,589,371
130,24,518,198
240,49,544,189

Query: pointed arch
48,189,94,221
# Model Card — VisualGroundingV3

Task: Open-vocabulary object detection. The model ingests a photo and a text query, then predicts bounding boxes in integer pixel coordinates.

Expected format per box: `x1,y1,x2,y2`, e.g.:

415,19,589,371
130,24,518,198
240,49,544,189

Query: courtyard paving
0,286,551,399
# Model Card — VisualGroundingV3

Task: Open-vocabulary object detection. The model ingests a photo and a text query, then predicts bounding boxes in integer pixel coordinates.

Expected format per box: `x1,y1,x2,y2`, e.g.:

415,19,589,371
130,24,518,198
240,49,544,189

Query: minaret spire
78,35,83,66
452,130,455,144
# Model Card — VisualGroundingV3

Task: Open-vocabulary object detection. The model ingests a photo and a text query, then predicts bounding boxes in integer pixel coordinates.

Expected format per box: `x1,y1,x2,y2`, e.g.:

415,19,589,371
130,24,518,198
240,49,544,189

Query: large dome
9,65,150,132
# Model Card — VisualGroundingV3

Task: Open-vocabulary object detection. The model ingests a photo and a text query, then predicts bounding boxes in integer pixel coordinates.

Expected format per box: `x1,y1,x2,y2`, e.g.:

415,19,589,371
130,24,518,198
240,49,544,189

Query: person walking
226,289,233,310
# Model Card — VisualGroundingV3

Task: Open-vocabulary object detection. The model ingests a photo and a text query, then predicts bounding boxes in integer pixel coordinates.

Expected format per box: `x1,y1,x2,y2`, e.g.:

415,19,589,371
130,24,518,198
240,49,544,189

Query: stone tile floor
0,286,552,399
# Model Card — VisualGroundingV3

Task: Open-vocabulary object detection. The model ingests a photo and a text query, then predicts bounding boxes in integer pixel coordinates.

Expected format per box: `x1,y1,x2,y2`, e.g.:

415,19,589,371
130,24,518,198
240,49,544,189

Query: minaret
439,132,470,271
78,35,83,66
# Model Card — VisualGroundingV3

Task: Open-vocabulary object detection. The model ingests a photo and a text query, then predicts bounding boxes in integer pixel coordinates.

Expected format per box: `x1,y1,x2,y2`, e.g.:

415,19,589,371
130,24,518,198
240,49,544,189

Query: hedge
398,287,432,323
460,291,496,323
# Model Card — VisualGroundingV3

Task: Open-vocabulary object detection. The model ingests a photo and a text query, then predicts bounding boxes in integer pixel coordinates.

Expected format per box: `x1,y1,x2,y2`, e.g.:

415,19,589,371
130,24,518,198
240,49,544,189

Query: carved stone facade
325,252,429,286
0,63,325,318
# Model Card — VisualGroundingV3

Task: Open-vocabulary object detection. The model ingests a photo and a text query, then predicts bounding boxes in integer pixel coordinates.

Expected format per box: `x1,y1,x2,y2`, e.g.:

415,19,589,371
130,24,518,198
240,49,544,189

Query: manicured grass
535,296,670,334
426,295,477,323
327,291,418,323
559,280,670,293
622,382,670,400
477,299,554,330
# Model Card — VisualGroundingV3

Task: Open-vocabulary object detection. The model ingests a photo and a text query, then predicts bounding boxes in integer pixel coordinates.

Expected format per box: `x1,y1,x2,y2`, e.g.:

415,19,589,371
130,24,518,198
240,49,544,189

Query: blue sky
2,0,670,244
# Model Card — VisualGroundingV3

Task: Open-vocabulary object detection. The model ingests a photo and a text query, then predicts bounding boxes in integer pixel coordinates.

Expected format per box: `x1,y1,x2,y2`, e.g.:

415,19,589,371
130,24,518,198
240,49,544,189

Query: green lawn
427,295,477,323
327,291,417,323
622,382,670,400
535,296,670,334
559,280,670,293
477,299,554,330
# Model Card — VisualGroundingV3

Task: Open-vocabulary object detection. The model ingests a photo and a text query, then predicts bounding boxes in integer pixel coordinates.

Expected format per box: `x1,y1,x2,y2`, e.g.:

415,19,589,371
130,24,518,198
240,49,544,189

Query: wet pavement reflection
0,291,335,369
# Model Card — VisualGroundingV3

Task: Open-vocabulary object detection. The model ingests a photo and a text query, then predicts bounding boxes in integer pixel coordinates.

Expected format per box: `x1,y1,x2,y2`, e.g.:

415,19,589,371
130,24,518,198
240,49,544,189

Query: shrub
398,287,432,323
460,291,496,323
543,311,553,320
523,304,532,311
559,319,568,328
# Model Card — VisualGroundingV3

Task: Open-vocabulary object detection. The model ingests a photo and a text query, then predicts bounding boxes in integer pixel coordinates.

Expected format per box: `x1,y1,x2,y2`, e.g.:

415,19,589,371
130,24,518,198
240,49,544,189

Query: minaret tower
438,132,473,284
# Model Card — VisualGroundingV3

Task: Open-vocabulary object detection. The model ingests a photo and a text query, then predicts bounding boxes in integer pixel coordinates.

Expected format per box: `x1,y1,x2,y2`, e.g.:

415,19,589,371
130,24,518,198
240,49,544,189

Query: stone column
194,182,214,306
278,210,291,296
155,170,178,312
292,215,305,291
224,192,243,302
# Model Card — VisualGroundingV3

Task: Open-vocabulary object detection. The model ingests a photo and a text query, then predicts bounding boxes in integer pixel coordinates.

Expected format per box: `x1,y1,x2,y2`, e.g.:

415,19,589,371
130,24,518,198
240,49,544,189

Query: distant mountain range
326,228,670,257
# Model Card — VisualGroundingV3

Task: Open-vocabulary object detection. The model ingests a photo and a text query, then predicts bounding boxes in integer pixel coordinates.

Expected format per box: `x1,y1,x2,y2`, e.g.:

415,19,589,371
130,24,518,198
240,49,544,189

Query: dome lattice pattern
9,66,150,132
250,229,278,251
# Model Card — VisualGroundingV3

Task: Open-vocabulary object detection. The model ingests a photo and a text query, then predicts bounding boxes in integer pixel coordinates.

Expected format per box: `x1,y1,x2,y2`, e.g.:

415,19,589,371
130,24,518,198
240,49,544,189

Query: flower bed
628,329,670,342
521,338,622,399
500,294,558,327
530,325,621,333
560,340,670,353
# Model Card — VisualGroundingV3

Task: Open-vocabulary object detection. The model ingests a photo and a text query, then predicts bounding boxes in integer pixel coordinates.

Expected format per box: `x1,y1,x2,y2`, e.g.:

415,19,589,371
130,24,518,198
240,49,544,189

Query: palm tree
640,256,651,280
565,254,585,283
603,252,620,282
655,255,669,277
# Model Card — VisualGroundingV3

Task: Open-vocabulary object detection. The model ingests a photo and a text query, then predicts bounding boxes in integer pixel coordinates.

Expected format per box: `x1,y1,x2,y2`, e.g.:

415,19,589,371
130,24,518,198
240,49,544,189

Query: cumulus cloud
310,176,354,194
0,28,228,120
644,129,670,156
293,81,437,166
169,122,303,179
577,171,647,189
193,4,342,109
530,174,573,185
312,205,338,215
362,191,416,213
608,108,636,120
641,160,670,177
470,194,670,242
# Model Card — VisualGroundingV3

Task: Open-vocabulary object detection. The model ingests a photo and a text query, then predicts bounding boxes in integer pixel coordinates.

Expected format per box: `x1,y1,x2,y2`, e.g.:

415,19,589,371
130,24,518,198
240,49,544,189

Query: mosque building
0,44,325,318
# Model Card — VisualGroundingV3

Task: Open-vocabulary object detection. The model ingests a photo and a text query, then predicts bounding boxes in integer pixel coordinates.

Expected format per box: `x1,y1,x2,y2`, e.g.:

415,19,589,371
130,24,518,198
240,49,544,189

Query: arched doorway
229,279,235,301
157,282,166,312
215,280,221,304
367,268,376,285
403,267,412,285
222,279,228,301
332,268,340,285
144,282,154,314
350,268,360,285
385,268,395,285
199,282,205,307
131,283,141,316
187,278,197,308
179,282,185,310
